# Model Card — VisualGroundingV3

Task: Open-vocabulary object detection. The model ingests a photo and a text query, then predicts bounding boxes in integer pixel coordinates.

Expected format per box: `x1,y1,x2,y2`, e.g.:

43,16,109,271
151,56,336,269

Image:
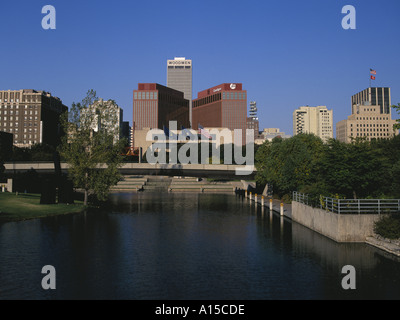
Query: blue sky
1,0,399,135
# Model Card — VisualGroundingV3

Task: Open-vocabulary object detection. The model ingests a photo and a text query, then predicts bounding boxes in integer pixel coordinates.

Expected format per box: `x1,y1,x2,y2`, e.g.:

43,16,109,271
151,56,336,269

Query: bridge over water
3,162,256,179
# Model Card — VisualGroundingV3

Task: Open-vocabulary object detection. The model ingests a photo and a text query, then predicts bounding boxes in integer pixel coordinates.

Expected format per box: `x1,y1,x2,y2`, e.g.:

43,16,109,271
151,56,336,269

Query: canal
1,192,400,300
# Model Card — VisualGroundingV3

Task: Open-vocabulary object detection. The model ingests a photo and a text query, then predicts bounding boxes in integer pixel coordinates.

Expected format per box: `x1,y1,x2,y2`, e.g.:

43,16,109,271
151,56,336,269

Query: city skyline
1,0,399,136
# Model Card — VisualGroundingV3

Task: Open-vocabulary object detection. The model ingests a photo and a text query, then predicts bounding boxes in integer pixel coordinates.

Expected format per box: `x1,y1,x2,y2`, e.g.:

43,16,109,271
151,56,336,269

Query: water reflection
0,192,399,300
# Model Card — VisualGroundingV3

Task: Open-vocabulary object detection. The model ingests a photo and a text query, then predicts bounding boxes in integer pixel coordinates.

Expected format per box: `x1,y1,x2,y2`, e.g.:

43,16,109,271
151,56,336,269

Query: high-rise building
249,101,257,119
337,87,398,143
132,83,189,147
121,121,131,146
293,105,333,142
192,83,247,144
247,117,259,137
247,101,260,138
351,87,391,114
0,89,67,148
167,57,192,126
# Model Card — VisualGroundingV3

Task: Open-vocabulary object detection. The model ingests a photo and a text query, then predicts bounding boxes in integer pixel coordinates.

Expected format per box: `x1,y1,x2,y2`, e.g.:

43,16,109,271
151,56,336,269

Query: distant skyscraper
167,57,192,126
337,87,398,143
293,105,333,142
247,101,259,138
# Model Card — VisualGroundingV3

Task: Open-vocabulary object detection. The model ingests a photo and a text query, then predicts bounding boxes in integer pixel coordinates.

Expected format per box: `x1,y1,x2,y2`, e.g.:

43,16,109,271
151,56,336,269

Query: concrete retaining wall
292,201,380,242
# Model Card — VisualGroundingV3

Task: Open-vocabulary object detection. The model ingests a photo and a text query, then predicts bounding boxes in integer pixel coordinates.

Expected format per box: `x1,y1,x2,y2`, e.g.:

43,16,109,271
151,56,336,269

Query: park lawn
0,193,86,222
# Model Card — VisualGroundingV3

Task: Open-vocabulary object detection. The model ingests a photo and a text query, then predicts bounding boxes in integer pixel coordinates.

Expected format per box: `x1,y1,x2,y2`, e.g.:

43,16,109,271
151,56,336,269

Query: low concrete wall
0,179,13,192
292,201,380,242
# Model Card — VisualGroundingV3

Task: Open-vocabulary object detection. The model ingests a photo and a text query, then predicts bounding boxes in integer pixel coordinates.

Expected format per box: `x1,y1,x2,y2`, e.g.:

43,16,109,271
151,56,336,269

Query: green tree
392,103,400,130
255,134,324,198
372,135,400,198
0,162,4,182
318,138,383,199
30,143,56,161
58,90,126,206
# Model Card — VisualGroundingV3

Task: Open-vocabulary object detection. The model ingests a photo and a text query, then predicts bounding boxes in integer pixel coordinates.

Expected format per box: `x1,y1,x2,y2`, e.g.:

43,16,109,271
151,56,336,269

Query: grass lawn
0,192,86,222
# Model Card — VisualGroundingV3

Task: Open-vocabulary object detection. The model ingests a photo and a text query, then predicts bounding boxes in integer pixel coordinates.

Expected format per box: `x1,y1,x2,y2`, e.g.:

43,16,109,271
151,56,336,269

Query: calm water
1,192,400,300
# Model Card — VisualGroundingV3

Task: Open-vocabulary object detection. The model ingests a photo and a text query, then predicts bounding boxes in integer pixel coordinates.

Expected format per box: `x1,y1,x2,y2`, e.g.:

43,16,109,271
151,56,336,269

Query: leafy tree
0,162,4,182
392,103,400,130
30,143,56,161
317,138,383,199
255,131,400,200
58,90,126,205
10,146,31,161
255,134,324,198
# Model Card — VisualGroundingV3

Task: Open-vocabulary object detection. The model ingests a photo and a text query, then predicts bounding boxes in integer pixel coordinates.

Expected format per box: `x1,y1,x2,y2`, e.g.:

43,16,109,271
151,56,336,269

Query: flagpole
369,68,371,88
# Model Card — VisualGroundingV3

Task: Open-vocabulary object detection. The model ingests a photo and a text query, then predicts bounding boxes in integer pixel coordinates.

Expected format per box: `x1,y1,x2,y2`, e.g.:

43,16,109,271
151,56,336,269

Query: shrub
374,214,400,239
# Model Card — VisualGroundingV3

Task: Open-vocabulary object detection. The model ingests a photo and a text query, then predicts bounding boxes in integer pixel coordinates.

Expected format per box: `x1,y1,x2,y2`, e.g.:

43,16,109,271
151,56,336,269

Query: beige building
133,127,236,156
256,128,291,144
337,87,398,143
0,89,67,148
293,106,333,142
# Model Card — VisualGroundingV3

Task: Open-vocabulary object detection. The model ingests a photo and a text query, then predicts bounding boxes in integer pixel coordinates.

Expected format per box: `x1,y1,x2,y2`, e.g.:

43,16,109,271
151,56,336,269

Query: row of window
168,66,191,69
357,116,389,120
0,97,40,103
1,122,38,128
222,92,246,100
1,128,37,133
0,104,38,109
15,140,38,145
352,128,390,132
3,133,38,139
134,92,158,100
0,110,38,115
0,116,39,121
351,123,389,127
351,133,390,137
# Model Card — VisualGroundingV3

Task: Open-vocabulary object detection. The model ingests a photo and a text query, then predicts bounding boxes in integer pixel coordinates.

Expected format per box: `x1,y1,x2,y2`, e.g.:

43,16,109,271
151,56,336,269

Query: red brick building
192,83,247,136
133,83,189,131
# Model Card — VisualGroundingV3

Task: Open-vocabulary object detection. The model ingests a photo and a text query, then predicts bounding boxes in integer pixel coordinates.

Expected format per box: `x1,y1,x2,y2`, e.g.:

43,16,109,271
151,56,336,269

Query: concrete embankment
289,200,400,257
291,201,379,243
243,195,400,257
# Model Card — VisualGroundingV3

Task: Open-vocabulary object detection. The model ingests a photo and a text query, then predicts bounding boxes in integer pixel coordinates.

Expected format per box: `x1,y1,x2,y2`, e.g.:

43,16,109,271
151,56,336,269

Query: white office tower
167,57,193,127
293,105,333,142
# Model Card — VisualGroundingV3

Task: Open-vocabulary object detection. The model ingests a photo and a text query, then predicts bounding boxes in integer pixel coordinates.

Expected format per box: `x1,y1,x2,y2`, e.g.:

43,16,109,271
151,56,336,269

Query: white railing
293,191,400,215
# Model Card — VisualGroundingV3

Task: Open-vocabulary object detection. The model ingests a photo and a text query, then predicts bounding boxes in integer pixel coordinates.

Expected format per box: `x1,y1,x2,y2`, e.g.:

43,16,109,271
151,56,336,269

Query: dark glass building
132,83,189,131
351,87,391,114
